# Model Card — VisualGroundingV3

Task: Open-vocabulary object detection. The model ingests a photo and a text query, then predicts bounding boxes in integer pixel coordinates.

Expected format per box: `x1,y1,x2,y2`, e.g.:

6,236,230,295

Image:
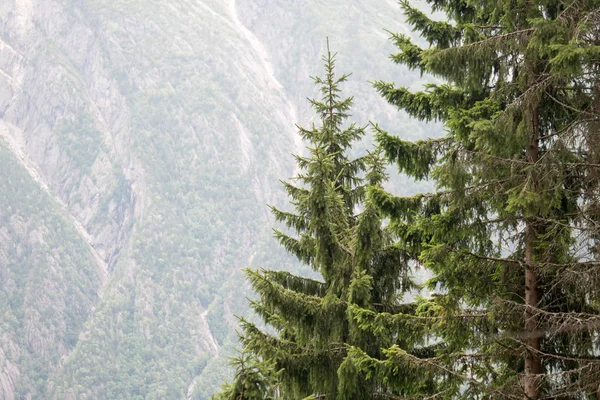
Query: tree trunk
523,105,542,400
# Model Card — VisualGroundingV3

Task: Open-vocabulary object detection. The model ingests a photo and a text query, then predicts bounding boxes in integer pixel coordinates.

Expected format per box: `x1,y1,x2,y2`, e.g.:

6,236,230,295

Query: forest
214,0,600,398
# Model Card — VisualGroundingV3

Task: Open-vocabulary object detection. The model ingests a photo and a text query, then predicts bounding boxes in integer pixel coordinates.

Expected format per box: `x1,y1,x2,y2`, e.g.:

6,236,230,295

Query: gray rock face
0,0,420,398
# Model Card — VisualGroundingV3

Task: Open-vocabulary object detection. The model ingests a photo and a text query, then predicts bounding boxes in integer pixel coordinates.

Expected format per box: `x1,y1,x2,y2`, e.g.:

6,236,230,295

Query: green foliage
56,112,104,173
236,44,429,399
371,0,600,398
212,352,281,400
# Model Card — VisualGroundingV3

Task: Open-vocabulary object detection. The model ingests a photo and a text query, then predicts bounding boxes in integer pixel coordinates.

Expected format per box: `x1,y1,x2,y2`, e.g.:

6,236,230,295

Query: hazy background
0,0,438,398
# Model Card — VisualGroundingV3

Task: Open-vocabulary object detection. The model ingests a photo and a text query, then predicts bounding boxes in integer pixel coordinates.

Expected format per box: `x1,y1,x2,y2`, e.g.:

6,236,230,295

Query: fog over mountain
0,1,432,398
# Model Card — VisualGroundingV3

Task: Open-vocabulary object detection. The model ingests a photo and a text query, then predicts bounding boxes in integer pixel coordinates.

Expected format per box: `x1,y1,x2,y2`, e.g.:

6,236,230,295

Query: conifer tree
352,0,600,398
212,352,281,400
238,44,426,399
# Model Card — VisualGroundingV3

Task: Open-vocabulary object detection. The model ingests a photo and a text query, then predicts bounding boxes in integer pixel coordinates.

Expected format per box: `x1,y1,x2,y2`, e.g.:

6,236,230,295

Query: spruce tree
349,0,600,398
238,44,426,399
212,352,281,400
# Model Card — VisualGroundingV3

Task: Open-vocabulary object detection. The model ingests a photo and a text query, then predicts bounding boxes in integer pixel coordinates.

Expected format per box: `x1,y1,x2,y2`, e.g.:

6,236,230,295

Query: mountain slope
0,0,424,398
0,140,103,400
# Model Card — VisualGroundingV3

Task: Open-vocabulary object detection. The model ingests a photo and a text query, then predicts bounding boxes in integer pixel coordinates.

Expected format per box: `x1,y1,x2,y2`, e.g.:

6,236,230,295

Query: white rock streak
200,308,220,356
225,0,303,156
226,0,280,89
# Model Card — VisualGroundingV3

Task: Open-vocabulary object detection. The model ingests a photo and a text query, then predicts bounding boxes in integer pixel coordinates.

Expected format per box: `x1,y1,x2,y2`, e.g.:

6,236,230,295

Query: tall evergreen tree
349,0,600,398
238,44,426,399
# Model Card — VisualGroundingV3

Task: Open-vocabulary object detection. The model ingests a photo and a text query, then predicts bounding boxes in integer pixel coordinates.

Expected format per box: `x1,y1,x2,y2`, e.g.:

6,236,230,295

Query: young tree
360,0,600,398
212,351,281,400
238,44,427,399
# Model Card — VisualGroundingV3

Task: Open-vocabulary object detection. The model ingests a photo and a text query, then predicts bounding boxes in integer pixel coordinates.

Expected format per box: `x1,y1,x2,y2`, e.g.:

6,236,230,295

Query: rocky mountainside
0,0,426,398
